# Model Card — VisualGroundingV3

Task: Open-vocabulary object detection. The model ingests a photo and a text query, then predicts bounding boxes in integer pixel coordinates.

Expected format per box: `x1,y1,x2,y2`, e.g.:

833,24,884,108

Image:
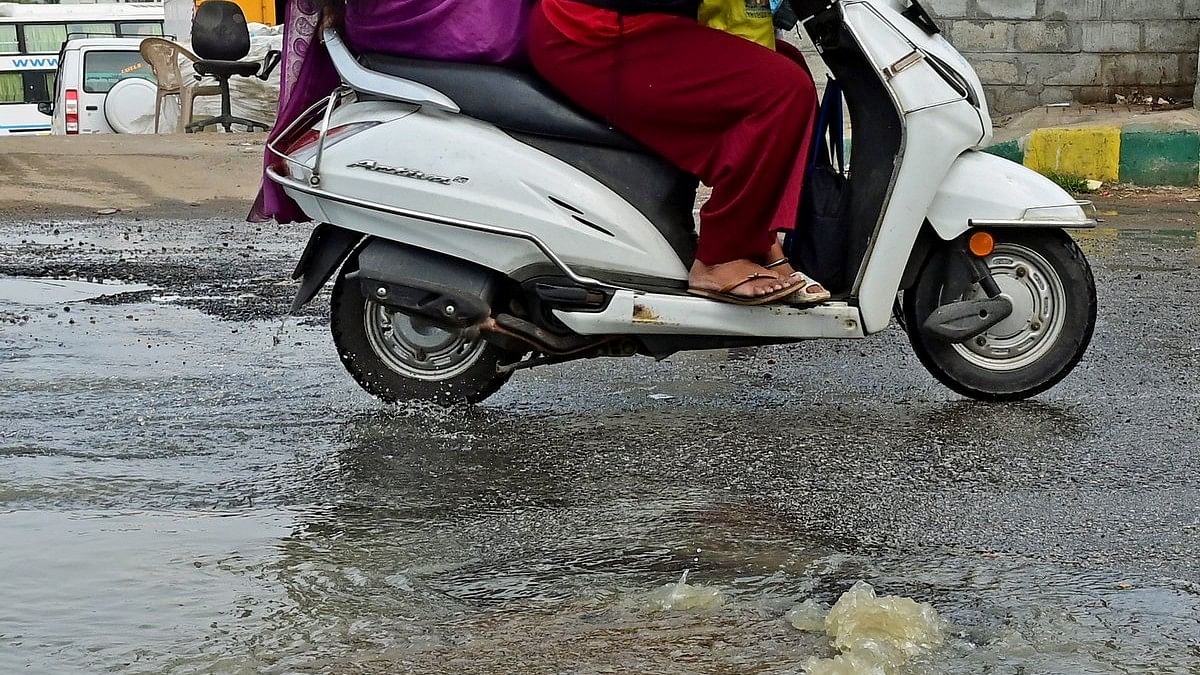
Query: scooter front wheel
904,229,1097,401
329,260,518,405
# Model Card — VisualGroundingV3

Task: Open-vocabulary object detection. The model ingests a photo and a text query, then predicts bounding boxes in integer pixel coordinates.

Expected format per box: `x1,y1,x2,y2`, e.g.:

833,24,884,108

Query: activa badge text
347,160,469,185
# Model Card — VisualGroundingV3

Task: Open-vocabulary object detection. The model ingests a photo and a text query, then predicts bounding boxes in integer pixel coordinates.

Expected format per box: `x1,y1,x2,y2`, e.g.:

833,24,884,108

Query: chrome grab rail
264,94,332,169
309,86,349,187
265,166,616,291
263,87,352,188
269,26,464,185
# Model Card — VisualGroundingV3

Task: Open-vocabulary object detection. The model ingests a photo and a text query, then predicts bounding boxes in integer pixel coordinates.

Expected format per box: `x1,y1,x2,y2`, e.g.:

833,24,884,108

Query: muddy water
3,226,1200,674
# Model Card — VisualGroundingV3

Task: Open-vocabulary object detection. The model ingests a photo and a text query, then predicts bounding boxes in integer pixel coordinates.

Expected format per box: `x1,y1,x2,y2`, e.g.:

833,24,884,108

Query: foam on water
786,598,827,632
795,581,944,674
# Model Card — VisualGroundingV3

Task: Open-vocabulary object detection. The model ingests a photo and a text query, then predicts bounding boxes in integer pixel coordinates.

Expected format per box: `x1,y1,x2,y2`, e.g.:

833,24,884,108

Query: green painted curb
1118,131,1200,187
985,140,1023,164
983,129,1200,187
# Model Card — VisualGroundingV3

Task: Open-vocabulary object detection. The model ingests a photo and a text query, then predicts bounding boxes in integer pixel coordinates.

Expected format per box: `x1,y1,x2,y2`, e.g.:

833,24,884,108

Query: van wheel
904,229,1096,401
330,260,519,404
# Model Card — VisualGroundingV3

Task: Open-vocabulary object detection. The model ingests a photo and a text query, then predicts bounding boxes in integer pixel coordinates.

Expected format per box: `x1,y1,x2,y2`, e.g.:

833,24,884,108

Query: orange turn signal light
968,231,995,257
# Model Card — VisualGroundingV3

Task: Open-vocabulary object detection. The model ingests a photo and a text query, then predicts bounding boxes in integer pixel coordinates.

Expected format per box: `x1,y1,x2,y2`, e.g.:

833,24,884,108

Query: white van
43,36,156,134
1,1,163,135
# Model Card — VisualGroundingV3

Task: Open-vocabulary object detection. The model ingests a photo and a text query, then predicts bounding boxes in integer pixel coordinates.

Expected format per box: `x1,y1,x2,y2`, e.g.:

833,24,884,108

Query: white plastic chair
139,37,222,133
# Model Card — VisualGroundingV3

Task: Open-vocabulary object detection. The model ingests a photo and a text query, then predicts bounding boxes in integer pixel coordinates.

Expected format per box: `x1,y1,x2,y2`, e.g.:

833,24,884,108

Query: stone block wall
925,0,1200,114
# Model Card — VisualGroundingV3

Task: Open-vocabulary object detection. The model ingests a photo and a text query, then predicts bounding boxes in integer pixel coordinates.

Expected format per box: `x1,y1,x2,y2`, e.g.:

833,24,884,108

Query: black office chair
188,0,281,132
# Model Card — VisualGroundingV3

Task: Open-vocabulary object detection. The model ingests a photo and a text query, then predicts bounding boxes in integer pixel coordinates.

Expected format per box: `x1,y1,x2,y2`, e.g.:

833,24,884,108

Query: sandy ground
0,133,265,219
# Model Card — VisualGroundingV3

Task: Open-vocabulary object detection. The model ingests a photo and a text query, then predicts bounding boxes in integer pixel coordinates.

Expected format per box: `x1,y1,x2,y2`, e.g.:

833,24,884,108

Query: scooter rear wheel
904,229,1096,401
330,260,517,404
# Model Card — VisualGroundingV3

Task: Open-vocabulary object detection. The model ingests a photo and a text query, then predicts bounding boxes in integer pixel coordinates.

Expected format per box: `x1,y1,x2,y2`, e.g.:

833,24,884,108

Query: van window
119,22,163,37
82,50,153,94
0,73,21,103
0,25,18,55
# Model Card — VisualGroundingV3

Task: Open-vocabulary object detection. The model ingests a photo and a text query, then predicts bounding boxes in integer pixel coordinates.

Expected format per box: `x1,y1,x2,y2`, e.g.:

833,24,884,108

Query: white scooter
267,0,1097,404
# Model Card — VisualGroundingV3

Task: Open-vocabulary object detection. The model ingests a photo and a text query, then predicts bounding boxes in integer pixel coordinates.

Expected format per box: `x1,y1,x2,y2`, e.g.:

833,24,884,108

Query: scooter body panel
839,1,990,332
926,151,1090,237
845,0,992,147
286,100,689,282
854,102,987,332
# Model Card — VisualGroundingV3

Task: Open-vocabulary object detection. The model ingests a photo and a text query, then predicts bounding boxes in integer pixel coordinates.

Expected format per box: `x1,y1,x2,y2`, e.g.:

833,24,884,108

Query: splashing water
804,650,893,675
647,570,725,611
785,599,827,632
826,581,944,657
790,581,943,675
271,316,289,347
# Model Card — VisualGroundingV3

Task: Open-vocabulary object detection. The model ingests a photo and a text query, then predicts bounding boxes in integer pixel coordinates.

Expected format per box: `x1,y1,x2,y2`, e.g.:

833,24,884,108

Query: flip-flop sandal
766,258,832,305
688,272,800,306
786,272,832,305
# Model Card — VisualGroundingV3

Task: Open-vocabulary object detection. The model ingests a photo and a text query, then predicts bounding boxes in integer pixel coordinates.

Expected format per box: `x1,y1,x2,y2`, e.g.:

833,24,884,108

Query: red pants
528,5,818,265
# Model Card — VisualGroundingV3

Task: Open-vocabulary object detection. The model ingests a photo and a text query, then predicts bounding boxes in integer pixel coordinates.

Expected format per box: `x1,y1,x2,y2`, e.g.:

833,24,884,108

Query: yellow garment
699,0,776,50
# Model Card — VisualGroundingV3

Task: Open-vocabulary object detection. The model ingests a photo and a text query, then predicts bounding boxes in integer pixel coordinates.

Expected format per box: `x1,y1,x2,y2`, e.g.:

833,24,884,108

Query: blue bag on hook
786,77,852,293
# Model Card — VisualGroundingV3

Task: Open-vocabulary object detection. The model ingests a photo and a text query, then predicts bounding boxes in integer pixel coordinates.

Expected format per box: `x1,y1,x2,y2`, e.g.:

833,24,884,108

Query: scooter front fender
926,151,1095,240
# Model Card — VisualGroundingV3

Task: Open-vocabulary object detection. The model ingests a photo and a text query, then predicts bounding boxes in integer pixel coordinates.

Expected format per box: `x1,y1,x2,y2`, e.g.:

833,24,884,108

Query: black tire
903,229,1096,401
329,260,518,404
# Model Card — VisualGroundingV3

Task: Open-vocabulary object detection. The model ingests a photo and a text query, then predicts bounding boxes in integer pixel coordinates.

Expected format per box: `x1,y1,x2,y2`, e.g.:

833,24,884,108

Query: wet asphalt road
2,204,1200,674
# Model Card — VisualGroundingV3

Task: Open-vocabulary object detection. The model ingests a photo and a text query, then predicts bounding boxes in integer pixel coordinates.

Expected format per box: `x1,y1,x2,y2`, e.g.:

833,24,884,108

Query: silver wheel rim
951,243,1067,372
362,300,487,381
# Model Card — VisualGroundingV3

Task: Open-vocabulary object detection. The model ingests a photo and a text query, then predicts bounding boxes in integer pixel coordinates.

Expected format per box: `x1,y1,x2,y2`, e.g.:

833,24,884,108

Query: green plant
1043,171,1094,194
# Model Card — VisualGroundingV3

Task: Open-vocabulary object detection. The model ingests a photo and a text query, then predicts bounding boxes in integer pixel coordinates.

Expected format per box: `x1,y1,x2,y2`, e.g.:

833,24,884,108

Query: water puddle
1075,226,1200,254
4,247,1200,673
0,276,153,305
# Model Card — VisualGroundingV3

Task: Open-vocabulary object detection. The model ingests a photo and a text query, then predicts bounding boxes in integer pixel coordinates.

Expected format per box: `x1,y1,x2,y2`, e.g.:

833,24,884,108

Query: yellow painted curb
1023,127,1122,182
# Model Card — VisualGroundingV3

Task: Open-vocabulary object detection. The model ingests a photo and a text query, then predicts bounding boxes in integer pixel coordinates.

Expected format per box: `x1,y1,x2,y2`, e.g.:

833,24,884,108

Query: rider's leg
528,6,818,298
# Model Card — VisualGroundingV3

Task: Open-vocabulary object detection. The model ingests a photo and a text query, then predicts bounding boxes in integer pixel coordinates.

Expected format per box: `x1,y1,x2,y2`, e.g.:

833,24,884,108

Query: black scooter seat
358,53,642,151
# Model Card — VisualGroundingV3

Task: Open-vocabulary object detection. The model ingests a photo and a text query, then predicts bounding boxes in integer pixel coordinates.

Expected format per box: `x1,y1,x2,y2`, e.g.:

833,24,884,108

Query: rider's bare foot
689,258,796,300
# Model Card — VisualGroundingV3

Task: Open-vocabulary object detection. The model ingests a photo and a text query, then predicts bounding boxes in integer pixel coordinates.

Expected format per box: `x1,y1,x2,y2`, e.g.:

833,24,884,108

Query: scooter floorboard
554,290,866,339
